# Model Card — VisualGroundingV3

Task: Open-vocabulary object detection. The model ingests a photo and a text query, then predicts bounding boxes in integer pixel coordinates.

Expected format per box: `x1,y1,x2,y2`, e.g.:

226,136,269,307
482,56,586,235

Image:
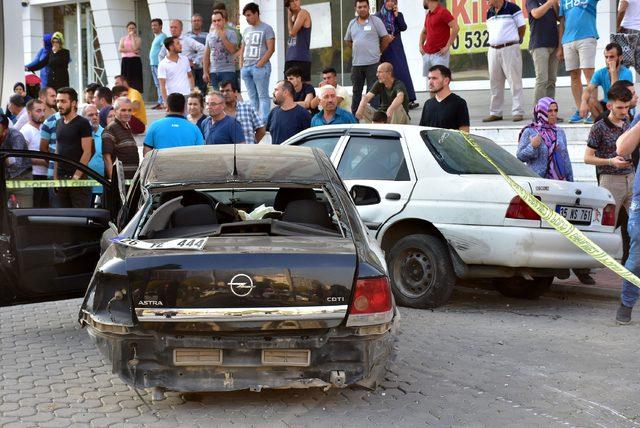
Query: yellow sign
446,0,531,55
461,132,640,289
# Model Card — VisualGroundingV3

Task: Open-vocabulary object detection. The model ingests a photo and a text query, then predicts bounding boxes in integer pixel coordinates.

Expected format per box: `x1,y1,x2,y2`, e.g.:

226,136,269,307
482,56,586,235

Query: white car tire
387,234,455,308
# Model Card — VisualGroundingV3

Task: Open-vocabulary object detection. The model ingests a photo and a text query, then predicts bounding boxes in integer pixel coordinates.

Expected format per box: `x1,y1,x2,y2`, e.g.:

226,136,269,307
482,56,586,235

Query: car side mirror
350,185,381,206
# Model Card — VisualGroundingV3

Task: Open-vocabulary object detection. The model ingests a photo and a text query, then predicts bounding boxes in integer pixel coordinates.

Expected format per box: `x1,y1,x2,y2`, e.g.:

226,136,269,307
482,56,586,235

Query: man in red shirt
419,0,459,89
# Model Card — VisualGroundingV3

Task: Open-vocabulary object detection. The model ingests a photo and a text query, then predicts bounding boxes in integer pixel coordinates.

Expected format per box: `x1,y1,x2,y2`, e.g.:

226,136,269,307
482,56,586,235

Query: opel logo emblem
228,274,254,297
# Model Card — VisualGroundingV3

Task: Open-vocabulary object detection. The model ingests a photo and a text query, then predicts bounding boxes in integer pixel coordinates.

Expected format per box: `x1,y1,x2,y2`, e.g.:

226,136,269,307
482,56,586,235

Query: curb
549,282,620,299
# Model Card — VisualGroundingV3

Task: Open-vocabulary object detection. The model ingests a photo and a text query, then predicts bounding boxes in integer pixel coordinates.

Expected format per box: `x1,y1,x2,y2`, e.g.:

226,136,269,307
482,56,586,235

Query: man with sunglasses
201,92,245,145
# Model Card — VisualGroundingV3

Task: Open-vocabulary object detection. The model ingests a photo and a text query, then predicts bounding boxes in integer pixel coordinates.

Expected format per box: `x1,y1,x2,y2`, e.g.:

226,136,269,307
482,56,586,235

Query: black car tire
493,276,554,299
387,234,455,308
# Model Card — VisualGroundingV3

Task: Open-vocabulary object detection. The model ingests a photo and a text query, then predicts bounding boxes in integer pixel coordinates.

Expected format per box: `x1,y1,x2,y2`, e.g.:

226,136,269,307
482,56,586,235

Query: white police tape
460,132,640,289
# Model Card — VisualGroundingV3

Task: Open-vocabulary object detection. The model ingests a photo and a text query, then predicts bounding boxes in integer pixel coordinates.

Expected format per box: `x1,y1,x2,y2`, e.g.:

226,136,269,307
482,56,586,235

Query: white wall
3,1,25,104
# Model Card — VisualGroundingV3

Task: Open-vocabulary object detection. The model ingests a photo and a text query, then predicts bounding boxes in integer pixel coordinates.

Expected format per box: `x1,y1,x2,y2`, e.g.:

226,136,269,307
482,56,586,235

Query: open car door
0,149,120,303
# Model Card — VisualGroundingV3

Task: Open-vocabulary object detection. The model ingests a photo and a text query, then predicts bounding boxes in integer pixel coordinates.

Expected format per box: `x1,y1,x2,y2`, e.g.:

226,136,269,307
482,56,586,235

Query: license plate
556,205,593,224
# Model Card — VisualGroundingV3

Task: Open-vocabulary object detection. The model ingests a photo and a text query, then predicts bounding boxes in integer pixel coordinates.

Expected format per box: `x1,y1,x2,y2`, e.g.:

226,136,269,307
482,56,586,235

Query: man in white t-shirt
157,37,195,104
310,67,352,111
618,0,640,32
20,99,49,207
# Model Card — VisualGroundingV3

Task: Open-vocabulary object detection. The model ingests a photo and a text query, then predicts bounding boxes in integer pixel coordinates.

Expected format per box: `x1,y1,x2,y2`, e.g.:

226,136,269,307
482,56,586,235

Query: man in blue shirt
82,105,105,197
149,18,167,109
143,93,204,153
558,0,599,123
311,86,357,127
613,116,640,324
580,43,632,121
201,92,245,144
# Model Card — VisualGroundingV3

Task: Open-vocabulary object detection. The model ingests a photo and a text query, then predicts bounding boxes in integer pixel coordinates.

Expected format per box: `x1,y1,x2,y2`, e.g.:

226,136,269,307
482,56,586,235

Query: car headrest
171,204,217,228
282,199,333,229
273,187,317,212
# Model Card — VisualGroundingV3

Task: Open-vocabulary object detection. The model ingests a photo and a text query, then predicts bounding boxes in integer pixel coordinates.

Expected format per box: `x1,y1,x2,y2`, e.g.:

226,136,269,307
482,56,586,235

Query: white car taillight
345,276,393,327
602,204,616,226
505,196,541,221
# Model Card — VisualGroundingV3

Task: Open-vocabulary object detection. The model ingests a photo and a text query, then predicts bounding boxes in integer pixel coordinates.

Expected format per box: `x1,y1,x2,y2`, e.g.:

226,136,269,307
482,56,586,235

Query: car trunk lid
125,236,356,330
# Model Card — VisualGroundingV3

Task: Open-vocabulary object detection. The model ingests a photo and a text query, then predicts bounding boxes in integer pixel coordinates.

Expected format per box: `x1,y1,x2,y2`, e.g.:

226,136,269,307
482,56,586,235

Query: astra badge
228,273,254,297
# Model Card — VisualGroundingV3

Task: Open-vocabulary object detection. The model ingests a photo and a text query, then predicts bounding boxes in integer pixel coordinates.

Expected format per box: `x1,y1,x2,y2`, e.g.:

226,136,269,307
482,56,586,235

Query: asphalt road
1,286,638,428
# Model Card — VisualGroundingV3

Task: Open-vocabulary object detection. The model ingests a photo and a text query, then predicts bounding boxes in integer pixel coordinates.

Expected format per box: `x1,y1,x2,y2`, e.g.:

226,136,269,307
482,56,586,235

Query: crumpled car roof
144,145,330,186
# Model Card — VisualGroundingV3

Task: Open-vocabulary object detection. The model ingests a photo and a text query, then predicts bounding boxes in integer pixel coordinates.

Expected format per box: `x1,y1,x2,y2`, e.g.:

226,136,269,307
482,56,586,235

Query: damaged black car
79,145,397,396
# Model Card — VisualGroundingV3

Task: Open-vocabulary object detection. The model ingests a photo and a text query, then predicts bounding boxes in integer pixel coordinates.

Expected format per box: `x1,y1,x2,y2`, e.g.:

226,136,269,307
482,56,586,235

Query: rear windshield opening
139,186,346,239
422,130,538,177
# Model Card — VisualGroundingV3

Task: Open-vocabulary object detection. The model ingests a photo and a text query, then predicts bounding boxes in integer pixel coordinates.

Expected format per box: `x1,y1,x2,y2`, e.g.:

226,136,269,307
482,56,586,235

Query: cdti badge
228,273,255,297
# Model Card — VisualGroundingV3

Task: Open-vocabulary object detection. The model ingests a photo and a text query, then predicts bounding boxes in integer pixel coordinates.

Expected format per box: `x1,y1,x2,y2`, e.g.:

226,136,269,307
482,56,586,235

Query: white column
238,0,285,94
595,0,617,72
22,5,44,66
400,2,426,93
148,0,193,33
76,2,83,91
3,1,25,103
89,0,135,87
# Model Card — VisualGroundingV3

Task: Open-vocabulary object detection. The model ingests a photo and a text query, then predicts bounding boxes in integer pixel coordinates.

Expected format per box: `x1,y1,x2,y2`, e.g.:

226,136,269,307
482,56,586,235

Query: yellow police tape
5,179,133,189
460,132,640,289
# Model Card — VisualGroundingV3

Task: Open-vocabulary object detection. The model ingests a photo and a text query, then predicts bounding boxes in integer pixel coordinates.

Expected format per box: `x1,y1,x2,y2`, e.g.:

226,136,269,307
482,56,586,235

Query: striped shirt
102,118,139,178
487,1,526,46
229,101,264,144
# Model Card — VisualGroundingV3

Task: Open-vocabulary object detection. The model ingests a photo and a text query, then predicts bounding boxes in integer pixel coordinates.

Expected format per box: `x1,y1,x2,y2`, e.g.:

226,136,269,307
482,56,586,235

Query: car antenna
232,141,238,177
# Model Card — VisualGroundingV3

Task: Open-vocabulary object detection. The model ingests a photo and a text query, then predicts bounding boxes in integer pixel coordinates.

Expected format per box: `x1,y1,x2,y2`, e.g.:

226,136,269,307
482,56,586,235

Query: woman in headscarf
375,0,418,109
25,34,53,88
36,32,70,90
517,97,573,181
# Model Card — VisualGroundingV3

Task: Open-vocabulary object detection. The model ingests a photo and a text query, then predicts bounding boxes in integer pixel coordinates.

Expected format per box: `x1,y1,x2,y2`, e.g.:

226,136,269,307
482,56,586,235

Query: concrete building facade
2,0,621,104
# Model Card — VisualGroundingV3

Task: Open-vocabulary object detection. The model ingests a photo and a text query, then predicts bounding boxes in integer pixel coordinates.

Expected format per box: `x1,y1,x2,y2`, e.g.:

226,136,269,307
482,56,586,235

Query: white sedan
284,125,622,308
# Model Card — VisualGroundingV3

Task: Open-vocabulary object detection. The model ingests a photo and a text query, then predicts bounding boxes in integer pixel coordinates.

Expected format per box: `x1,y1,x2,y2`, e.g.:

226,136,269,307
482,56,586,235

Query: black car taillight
346,276,393,327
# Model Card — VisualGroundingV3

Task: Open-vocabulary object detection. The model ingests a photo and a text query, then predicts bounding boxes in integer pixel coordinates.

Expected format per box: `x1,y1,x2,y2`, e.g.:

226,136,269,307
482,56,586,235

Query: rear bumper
438,224,622,269
85,321,396,392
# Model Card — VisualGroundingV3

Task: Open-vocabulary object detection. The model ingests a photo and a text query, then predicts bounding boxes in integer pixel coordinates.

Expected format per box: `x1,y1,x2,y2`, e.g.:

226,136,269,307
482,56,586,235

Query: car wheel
387,234,455,308
493,276,554,299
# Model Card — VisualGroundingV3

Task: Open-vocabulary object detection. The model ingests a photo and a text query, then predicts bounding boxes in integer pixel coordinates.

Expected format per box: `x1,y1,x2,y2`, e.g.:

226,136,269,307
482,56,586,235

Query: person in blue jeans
614,118,640,324
203,11,239,91
149,18,167,109
240,3,275,123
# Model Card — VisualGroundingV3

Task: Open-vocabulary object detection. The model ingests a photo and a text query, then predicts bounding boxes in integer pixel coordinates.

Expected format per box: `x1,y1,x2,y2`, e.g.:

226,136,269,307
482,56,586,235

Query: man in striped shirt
483,0,527,123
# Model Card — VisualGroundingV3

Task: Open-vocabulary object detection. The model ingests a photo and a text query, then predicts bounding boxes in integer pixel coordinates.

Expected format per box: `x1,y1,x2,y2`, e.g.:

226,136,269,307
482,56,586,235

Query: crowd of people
2,0,640,323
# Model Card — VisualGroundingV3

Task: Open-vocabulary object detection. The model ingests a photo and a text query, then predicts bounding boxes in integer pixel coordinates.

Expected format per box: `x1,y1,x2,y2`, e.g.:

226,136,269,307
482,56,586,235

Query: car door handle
385,193,401,200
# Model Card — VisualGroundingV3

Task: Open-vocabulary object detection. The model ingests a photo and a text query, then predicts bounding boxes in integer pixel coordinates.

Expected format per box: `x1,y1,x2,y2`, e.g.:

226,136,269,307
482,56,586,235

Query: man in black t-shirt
53,87,94,208
266,80,311,145
285,66,316,112
419,65,470,132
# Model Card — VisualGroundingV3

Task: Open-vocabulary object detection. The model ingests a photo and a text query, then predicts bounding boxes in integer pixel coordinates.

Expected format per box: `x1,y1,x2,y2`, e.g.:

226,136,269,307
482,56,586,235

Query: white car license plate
556,205,593,224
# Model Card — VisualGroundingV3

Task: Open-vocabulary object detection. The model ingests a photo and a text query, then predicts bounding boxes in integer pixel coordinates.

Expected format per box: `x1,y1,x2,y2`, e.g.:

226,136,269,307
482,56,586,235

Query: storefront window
42,3,105,90
193,0,241,33
446,0,567,80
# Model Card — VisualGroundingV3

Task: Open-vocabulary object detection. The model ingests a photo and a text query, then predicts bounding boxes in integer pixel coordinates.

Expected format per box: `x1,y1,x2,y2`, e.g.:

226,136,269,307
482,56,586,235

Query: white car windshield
422,130,538,177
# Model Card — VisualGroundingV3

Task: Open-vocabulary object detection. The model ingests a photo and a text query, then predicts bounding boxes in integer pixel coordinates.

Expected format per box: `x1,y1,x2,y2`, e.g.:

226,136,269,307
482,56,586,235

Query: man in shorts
557,0,599,123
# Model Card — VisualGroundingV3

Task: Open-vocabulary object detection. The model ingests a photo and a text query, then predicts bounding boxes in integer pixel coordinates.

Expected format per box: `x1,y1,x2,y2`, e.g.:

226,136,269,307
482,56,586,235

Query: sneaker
512,115,524,122
616,304,632,325
568,110,583,123
408,101,420,110
583,115,594,124
482,115,503,122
